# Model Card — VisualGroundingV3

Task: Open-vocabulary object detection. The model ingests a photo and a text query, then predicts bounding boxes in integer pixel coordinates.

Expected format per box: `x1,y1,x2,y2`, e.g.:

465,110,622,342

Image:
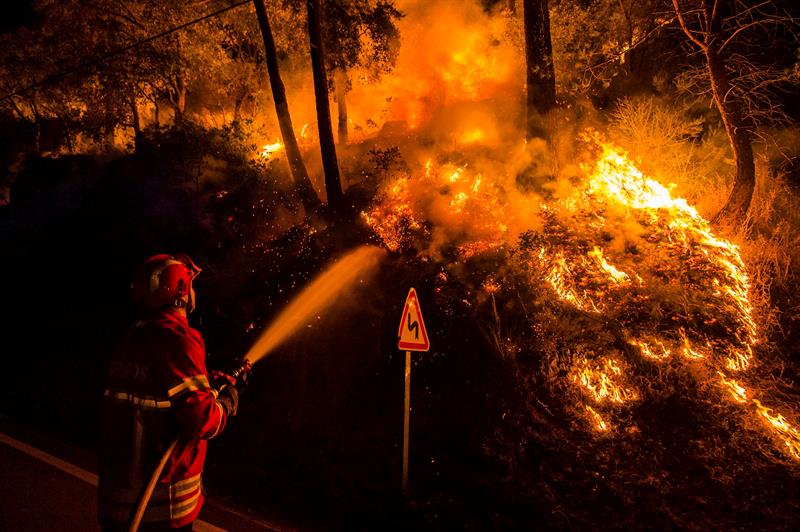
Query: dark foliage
0,124,515,529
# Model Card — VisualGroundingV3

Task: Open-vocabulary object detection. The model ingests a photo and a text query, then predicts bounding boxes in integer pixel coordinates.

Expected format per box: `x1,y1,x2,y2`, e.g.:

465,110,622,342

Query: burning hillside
363,130,800,463
3,0,800,529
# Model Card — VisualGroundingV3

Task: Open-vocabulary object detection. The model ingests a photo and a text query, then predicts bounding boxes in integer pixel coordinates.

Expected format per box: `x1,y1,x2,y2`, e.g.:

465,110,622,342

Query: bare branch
701,1,710,31
580,16,675,75
112,6,145,29
2,95,29,121
672,0,708,50
723,1,776,24
720,15,798,53
709,0,720,28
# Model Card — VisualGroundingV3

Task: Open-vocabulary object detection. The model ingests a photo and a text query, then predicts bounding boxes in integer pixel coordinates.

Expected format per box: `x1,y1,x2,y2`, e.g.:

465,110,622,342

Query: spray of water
244,245,385,365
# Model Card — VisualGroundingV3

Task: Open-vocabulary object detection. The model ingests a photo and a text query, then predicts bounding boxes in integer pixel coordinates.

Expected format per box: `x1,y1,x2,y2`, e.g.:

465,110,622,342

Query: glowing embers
360,176,422,253
588,247,634,285
571,356,638,405
631,338,671,362
534,137,769,449
754,400,800,460
536,245,638,313
362,157,507,257
678,330,706,361
585,405,609,432
726,344,753,372
714,372,800,461
585,141,757,370
443,165,482,214
481,277,501,294
717,371,748,404
363,133,781,457
542,141,758,367
571,356,637,434
540,249,600,313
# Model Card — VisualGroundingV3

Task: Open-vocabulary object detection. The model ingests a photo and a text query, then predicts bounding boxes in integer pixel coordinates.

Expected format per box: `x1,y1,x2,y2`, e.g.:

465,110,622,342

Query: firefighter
98,254,247,531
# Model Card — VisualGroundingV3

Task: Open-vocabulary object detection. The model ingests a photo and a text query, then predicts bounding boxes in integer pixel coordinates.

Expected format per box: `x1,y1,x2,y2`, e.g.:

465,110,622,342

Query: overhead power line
0,0,253,104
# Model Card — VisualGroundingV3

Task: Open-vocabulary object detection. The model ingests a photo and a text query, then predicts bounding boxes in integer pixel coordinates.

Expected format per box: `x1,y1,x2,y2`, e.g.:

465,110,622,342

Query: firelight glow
260,141,284,159
363,132,800,459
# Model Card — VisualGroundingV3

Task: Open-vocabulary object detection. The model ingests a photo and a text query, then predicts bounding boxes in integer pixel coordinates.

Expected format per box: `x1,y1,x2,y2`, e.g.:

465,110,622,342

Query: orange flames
260,140,284,160
361,153,512,258
753,400,800,460
717,371,748,404
537,140,798,459
363,130,799,461
585,405,609,432
571,356,638,405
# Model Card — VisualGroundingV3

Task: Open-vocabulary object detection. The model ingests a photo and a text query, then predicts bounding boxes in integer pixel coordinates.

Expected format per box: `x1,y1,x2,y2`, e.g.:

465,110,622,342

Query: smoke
350,0,578,264
247,0,586,236
348,0,522,129
237,0,800,460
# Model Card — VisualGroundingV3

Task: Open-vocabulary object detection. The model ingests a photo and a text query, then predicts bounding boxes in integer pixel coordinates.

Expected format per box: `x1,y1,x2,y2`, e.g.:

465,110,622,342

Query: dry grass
609,95,800,349
609,95,731,218
474,101,800,527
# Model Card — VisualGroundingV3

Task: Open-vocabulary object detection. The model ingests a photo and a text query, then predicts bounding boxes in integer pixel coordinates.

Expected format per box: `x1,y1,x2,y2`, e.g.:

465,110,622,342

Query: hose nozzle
212,358,252,393
229,358,252,391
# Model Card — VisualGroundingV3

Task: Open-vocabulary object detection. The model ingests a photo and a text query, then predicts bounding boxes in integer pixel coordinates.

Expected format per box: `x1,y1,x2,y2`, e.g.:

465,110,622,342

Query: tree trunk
706,45,755,223
233,87,247,124
31,91,41,154
671,0,755,225
523,0,556,140
63,120,74,153
307,0,345,210
173,75,186,126
104,94,117,149
254,0,321,215
334,69,349,145
130,95,142,151
131,98,141,137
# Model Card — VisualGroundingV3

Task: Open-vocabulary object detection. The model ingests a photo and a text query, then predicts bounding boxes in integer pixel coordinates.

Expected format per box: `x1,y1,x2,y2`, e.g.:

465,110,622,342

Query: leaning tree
671,0,799,224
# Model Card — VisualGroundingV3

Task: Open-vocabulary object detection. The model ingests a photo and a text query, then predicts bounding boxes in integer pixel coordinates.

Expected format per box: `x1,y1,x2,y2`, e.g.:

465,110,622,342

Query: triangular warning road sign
398,287,430,351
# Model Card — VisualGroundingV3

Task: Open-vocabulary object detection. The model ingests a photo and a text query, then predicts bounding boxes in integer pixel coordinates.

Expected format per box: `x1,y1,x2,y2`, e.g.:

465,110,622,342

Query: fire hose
127,360,251,532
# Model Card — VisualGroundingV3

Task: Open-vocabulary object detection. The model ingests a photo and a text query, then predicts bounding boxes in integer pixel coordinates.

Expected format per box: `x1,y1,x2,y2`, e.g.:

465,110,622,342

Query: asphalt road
0,430,283,532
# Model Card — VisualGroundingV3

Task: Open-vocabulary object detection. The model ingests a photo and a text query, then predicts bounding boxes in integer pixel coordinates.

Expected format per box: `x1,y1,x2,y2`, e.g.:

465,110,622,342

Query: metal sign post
397,288,430,496
403,349,411,494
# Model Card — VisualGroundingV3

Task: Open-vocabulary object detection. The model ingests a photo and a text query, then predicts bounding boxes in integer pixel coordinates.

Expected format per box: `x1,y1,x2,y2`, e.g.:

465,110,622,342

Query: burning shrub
608,95,732,218
363,128,800,463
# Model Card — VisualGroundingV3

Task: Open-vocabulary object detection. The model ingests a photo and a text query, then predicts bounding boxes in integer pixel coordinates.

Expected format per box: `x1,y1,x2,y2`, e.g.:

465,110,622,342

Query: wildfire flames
363,132,800,462
260,140,284,159
570,356,638,404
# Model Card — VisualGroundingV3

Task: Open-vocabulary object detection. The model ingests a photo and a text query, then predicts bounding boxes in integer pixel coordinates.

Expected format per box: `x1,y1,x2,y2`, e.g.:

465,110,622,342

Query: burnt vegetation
2,0,800,530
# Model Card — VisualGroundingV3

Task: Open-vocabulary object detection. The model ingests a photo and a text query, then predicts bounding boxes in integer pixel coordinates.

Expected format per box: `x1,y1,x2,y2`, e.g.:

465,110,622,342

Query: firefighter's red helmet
131,254,202,310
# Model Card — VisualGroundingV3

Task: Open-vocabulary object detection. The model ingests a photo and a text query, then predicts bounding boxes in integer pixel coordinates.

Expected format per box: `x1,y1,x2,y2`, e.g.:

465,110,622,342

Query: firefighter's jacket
98,308,227,529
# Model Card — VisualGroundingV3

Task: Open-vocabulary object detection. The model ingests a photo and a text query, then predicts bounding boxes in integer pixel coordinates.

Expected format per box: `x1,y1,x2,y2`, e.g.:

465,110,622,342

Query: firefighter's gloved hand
210,370,236,391
211,360,251,393
216,385,239,418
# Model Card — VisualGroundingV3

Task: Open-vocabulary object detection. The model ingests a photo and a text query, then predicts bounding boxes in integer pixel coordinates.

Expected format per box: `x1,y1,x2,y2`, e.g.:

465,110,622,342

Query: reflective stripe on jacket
98,308,226,529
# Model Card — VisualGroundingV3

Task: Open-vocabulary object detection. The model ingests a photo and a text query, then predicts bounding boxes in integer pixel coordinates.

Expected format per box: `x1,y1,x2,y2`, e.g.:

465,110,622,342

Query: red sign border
397,287,430,351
